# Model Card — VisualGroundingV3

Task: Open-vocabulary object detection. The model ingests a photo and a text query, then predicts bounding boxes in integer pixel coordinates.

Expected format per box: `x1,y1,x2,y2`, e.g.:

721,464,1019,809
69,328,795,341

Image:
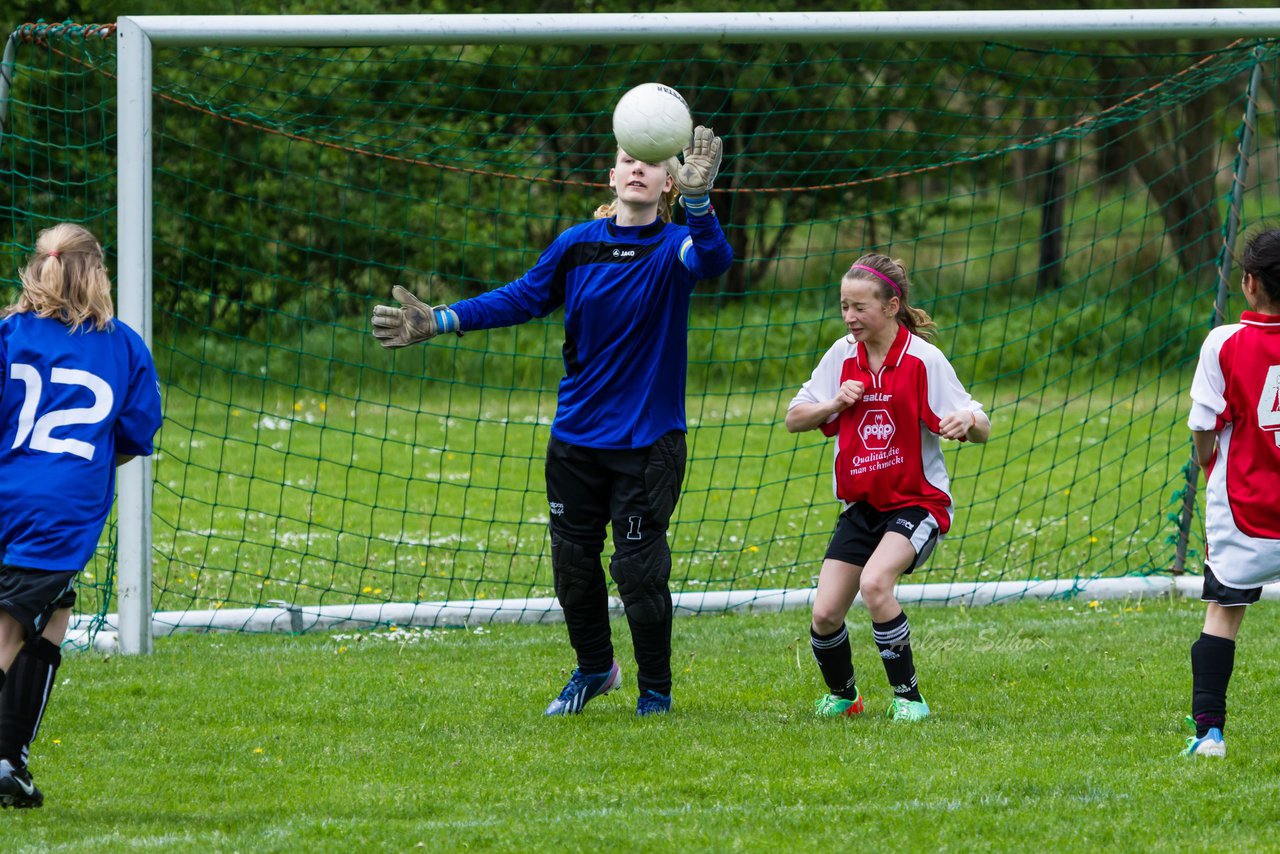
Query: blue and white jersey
0,312,163,572
451,212,733,449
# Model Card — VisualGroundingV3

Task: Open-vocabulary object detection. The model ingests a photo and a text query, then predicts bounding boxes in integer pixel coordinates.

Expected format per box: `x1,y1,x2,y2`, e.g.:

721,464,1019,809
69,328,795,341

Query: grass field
8,597,1280,850
108,364,1200,626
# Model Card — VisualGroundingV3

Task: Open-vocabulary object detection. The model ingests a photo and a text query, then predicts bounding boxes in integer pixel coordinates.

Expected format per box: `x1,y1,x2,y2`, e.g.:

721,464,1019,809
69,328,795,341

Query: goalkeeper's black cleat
0,758,43,809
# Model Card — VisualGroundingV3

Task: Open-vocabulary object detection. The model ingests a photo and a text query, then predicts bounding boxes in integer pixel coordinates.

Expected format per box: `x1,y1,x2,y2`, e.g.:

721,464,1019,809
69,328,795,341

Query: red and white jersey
789,324,985,534
1188,310,1280,587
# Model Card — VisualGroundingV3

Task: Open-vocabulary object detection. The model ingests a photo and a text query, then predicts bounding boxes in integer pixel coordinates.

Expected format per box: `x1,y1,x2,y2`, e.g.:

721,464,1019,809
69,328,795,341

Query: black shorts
0,565,78,640
1201,564,1262,607
545,430,687,550
824,503,940,575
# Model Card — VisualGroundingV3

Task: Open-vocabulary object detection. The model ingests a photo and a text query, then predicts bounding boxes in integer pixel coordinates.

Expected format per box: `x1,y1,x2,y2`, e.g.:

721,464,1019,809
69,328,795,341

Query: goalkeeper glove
371,285,460,349
665,125,722,216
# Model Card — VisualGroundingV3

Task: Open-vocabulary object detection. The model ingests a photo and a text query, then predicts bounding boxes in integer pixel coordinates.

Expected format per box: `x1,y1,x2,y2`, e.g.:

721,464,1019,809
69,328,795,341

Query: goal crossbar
123,10,1280,47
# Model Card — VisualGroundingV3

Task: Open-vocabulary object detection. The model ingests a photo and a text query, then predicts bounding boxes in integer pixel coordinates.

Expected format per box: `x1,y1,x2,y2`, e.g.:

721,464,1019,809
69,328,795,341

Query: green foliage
4,16,1276,629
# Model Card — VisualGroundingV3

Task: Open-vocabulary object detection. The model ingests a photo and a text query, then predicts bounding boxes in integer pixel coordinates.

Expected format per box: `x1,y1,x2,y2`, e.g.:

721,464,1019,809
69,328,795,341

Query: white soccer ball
612,83,693,163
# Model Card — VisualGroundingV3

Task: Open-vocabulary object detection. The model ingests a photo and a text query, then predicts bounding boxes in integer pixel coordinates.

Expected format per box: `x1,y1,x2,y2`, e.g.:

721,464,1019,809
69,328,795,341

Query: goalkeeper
372,129,732,717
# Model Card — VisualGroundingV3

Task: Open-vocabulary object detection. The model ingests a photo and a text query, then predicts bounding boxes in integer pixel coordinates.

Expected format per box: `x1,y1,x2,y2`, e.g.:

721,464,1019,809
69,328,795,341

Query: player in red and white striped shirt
787,253,989,722
1184,228,1280,758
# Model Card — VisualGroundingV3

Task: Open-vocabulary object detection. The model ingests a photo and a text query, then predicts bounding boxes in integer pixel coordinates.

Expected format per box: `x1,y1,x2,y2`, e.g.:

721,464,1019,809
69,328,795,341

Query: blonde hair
8,223,115,331
842,252,937,340
593,150,680,222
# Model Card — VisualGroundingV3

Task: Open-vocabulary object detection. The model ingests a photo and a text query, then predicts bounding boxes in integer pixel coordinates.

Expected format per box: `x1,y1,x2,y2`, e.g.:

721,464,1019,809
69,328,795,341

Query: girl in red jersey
1184,227,1280,758
786,254,989,722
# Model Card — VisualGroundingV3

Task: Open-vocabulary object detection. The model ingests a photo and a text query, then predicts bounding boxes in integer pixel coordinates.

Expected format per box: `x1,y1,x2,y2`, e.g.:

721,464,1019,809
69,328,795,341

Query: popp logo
858,409,895,450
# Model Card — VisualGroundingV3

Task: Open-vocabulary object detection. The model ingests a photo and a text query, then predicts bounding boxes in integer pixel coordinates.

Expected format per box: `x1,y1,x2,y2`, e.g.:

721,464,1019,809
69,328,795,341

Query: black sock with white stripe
810,624,858,699
873,611,922,702
0,637,61,767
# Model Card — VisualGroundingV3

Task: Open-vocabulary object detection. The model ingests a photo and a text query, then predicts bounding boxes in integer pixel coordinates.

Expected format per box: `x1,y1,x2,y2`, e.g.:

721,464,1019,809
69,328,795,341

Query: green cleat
814,690,864,718
1183,715,1226,758
887,696,930,722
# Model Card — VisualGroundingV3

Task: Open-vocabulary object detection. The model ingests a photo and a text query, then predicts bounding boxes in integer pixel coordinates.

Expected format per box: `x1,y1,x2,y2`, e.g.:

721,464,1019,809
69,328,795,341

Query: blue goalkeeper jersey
451,212,733,449
0,312,163,572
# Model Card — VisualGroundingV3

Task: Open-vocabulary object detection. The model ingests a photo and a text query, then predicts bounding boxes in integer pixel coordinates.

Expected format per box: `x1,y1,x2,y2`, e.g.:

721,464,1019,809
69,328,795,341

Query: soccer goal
3,11,1280,653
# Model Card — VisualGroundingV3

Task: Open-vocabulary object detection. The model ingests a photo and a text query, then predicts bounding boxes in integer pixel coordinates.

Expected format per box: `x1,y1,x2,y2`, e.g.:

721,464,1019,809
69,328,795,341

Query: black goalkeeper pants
545,430,687,695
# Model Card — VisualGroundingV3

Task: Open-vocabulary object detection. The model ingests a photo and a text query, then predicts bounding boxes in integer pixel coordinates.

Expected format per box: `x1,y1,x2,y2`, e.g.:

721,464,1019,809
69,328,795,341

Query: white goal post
110,10,1280,654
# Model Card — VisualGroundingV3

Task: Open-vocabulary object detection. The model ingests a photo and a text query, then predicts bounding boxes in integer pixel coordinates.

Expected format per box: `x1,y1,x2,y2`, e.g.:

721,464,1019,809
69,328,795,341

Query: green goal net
3,21,1279,636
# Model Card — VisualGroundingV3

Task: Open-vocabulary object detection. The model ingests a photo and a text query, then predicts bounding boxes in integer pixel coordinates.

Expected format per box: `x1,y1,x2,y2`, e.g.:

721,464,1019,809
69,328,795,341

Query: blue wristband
681,194,712,216
434,307,460,334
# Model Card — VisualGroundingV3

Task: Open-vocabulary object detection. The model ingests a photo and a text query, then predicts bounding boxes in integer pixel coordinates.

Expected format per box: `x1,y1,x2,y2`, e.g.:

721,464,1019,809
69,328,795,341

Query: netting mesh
3,22,1279,632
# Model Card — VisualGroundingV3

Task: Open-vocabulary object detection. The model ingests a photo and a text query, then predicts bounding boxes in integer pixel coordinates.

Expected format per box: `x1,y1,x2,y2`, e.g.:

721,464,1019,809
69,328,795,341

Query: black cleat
0,758,43,809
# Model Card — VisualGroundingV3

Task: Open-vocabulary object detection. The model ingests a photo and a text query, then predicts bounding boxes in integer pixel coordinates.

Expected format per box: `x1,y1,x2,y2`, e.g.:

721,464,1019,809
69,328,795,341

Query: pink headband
848,263,902,297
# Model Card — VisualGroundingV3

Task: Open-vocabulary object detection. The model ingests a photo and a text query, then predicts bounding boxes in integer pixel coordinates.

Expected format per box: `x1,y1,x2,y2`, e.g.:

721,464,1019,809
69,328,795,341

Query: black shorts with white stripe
824,503,939,574
1201,564,1262,607
0,565,78,640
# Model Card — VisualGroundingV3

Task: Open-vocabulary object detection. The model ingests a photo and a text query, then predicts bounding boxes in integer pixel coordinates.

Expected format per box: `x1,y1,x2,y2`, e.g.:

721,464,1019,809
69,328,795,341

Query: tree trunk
1095,49,1228,282
1037,141,1067,292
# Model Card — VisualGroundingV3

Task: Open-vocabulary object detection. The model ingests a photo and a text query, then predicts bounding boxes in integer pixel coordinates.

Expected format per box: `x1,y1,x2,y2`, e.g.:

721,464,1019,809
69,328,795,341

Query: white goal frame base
66,575,1238,653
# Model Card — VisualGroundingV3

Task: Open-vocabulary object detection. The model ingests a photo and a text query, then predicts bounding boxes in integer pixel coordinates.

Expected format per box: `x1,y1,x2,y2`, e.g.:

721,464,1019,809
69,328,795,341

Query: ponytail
9,223,115,331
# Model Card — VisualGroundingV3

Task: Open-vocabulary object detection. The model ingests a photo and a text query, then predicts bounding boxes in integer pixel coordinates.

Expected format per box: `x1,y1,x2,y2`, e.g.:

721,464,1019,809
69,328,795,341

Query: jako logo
895,518,916,531
612,249,636,258
549,502,565,516
858,409,895,450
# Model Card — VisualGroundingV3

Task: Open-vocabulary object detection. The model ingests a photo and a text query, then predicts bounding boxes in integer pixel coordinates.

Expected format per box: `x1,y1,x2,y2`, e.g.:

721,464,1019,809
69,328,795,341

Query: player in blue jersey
372,127,733,716
0,224,163,808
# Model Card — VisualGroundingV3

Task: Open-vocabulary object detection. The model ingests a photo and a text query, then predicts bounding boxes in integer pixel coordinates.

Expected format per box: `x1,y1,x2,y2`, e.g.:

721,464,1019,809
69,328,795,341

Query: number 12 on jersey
8,363,114,461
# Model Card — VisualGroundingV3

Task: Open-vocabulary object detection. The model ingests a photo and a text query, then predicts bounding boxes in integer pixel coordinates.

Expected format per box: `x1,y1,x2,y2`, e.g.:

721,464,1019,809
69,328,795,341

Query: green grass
11,598,1280,850
66,161,1223,625
111,367,1199,624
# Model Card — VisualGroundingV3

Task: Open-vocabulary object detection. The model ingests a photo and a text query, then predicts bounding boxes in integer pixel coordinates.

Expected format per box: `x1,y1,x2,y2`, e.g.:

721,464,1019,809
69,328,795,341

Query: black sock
625,606,673,696
873,611,922,702
1191,632,1235,737
0,637,61,767
810,624,857,699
